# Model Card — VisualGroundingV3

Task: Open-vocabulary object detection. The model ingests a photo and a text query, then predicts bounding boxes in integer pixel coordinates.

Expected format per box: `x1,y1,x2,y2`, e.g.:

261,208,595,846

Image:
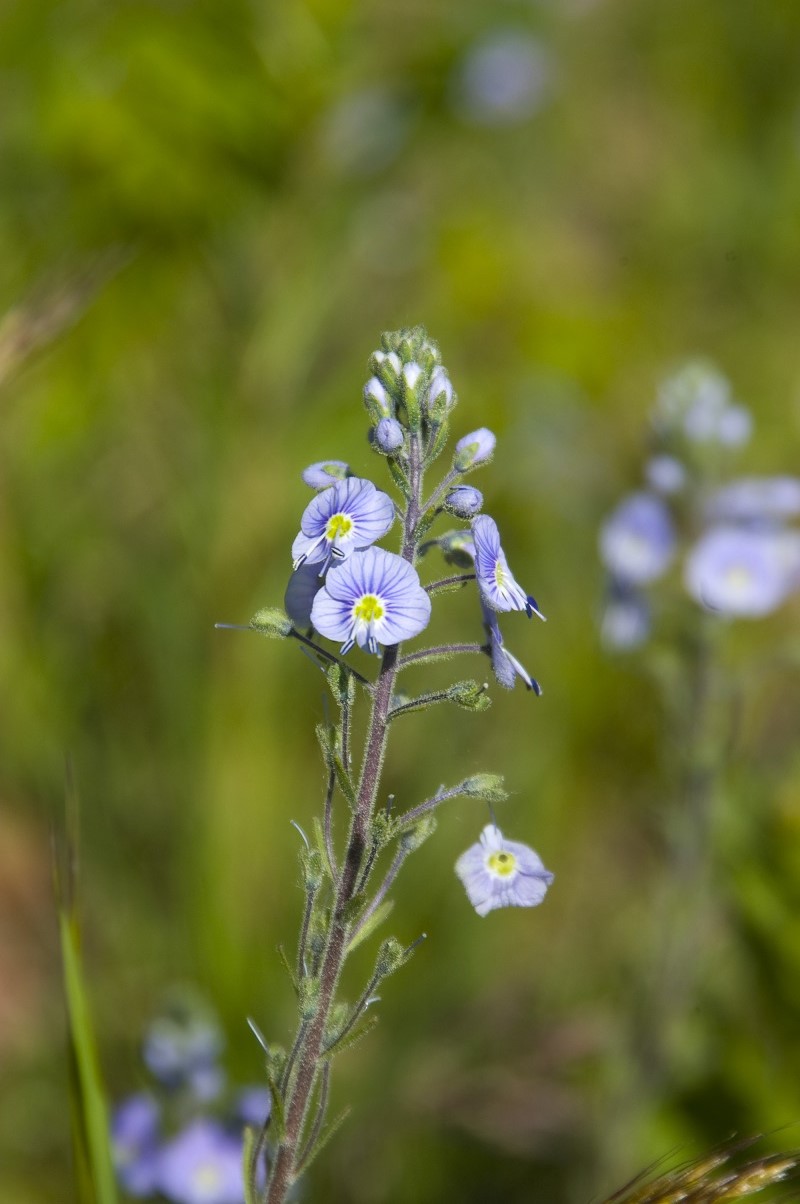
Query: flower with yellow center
455,824,553,917
292,476,395,576
311,547,431,657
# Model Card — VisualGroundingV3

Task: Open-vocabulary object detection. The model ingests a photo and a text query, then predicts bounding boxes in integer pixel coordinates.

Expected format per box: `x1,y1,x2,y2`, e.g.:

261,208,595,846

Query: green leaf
347,899,395,953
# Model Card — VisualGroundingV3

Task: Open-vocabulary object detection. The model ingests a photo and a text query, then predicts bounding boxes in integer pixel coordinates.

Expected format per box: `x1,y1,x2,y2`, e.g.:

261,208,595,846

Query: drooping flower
111,1094,162,1197
684,526,796,617
445,484,483,518
472,514,544,618
704,476,800,524
455,824,554,917
155,1120,244,1204
373,416,405,453
599,492,676,585
454,427,496,470
284,562,325,630
311,547,431,655
301,460,350,490
483,606,541,694
292,477,395,575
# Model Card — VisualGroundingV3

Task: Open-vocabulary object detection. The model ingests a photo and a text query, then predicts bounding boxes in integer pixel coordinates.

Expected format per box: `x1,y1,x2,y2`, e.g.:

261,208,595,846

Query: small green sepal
447,680,491,712
461,773,508,803
249,608,293,638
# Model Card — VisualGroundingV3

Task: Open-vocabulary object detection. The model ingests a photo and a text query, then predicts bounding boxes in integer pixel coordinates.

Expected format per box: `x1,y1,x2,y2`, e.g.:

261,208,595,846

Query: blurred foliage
3,1,800,1201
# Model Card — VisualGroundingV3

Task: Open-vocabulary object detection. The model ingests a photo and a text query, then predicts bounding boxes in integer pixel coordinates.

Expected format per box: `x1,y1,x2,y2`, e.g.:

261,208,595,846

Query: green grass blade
59,909,120,1204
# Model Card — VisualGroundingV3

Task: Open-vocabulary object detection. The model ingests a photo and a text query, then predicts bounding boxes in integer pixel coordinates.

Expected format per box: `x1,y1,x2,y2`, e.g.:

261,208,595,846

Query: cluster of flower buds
111,997,270,1203
599,360,800,648
363,327,457,461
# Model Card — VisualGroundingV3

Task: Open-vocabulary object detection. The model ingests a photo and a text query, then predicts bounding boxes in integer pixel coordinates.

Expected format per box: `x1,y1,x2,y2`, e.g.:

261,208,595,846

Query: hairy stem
265,436,424,1203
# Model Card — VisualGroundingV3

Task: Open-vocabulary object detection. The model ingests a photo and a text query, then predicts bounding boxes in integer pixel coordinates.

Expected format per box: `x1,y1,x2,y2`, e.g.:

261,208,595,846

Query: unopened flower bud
445,485,483,518
403,362,423,391
426,367,454,413
363,376,392,418
302,460,350,489
454,427,496,470
372,350,402,374
374,416,405,454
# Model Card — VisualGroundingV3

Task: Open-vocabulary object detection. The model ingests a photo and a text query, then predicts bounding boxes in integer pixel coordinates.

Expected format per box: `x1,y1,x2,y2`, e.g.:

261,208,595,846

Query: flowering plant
214,326,553,1203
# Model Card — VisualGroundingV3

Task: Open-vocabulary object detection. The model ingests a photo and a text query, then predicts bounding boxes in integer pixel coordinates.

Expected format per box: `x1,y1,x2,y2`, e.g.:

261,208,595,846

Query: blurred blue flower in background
112,1094,162,1198
684,526,800,617
599,493,676,586
655,360,752,446
451,31,553,125
155,1119,244,1204
705,476,800,523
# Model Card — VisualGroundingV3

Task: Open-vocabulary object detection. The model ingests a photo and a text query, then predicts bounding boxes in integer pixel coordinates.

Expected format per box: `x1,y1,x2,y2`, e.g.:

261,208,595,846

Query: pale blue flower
601,581,651,651
311,547,431,655
684,526,796,617
292,477,395,574
445,485,483,518
599,492,676,585
111,1094,161,1197
454,427,496,470
374,416,405,453
645,454,686,495
705,476,800,523
453,32,552,126
301,460,350,490
284,562,324,629
455,824,553,917
156,1120,244,1204
472,515,544,618
483,606,541,694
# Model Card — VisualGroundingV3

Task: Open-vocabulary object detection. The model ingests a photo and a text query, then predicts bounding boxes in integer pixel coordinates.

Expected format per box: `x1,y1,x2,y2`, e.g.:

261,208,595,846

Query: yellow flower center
494,560,507,587
723,564,752,592
193,1165,222,1191
326,513,353,541
353,594,385,623
487,849,516,877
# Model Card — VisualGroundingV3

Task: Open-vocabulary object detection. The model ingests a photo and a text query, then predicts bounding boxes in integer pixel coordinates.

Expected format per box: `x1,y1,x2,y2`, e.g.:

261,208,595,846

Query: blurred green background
3,1,800,1201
